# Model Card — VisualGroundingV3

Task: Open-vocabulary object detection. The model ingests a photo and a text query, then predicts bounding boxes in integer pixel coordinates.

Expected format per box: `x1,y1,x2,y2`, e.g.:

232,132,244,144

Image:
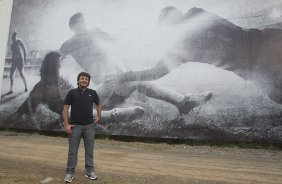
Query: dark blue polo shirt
64,87,100,125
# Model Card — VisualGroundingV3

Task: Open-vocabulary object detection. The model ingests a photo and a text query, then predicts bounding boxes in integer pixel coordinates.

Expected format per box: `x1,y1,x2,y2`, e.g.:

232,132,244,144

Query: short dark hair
69,12,84,30
77,72,91,86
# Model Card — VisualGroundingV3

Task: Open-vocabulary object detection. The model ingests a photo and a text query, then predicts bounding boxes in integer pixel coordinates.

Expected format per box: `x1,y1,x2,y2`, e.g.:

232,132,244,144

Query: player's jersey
11,40,25,60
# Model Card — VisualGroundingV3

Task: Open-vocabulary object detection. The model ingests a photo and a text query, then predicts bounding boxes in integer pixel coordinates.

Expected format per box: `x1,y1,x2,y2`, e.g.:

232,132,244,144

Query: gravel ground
0,131,282,184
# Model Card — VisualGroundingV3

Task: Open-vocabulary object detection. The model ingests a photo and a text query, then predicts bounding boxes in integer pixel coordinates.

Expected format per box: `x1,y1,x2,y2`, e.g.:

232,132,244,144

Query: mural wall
1,0,282,142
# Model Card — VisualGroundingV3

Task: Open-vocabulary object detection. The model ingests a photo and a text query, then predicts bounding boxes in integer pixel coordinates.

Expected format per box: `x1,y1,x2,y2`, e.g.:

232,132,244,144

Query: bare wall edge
0,0,13,97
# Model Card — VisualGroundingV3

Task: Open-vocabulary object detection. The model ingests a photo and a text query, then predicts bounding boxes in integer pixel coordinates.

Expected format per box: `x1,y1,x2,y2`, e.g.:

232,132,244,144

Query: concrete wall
0,0,13,98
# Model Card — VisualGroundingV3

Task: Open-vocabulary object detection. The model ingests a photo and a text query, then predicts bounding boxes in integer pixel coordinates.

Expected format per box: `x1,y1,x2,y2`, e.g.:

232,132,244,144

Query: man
7,32,28,94
63,72,101,183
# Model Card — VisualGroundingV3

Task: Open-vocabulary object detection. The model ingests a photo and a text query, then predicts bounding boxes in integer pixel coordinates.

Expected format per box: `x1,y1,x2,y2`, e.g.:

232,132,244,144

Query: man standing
63,72,101,183
8,32,28,94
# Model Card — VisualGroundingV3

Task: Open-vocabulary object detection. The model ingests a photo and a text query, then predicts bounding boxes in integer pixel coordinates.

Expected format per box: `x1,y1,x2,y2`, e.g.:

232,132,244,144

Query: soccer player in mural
7,32,28,94
107,5,282,106
60,12,110,85
4,52,72,129
63,72,101,183
60,12,213,120
154,6,282,104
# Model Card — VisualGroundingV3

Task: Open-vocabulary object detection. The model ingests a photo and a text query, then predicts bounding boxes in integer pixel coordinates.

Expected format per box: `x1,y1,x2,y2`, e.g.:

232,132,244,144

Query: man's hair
77,72,91,86
69,12,84,30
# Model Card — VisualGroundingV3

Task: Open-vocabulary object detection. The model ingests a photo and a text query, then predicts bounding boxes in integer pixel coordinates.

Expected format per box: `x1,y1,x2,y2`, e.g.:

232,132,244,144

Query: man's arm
63,105,74,134
94,103,101,123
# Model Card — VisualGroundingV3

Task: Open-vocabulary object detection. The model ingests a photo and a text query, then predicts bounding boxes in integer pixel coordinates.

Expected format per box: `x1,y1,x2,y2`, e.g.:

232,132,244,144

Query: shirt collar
76,87,88,92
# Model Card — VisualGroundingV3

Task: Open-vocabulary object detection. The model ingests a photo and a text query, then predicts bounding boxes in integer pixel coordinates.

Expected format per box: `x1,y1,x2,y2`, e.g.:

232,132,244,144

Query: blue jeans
66,123,95,174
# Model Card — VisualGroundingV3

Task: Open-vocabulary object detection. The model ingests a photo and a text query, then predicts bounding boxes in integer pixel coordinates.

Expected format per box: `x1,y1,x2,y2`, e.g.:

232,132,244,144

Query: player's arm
19,40,27,61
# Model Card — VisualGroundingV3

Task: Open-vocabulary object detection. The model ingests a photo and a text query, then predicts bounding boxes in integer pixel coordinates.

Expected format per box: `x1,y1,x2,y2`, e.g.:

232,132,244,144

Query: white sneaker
64,174,74,183
85,172,98,180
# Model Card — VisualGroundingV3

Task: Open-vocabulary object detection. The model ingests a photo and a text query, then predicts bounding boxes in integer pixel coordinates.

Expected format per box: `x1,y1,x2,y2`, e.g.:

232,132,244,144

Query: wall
0,0,13,98
1,0,282,143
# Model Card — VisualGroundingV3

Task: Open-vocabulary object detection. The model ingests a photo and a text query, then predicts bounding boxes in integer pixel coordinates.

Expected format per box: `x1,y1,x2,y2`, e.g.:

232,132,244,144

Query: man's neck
78,86,87,91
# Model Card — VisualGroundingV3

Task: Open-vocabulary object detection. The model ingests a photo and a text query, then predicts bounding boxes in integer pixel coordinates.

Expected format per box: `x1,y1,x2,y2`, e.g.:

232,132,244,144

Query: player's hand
93,116,101,123
64,124,75,134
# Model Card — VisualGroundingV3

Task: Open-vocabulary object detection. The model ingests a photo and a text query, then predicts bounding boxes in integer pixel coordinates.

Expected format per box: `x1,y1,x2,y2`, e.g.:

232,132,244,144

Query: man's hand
64,124,75,134
93,116,101,123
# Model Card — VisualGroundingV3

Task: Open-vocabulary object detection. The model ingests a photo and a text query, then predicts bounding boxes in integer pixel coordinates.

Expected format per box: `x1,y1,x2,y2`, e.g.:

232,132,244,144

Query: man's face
78,75,89,88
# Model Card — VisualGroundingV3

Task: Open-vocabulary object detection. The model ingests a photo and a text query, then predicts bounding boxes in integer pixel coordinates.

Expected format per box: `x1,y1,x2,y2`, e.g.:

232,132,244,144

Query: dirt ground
0,131,281,184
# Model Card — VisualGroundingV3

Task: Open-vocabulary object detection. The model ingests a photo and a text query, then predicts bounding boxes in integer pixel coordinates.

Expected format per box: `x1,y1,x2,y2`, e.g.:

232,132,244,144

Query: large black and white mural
1,0,282,142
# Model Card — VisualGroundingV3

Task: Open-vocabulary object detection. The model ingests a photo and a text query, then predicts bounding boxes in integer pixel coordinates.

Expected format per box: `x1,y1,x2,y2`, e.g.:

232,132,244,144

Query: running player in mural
6,32,28,95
